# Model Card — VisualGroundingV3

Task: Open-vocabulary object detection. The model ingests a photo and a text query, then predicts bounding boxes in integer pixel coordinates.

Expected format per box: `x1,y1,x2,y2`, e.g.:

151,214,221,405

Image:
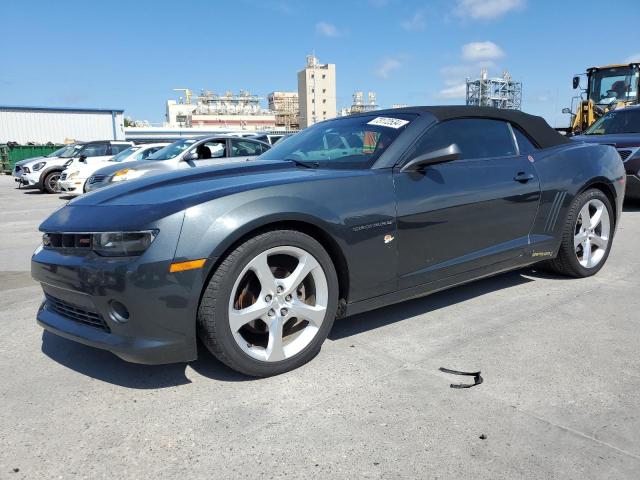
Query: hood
91,159,171,177
571,133,640,148
17,156,46,167
70,160,341,208
40,160,363,232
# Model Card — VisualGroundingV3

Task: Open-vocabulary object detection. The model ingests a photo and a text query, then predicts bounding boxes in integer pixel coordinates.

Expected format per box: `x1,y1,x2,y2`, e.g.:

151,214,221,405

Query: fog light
109,300,130,323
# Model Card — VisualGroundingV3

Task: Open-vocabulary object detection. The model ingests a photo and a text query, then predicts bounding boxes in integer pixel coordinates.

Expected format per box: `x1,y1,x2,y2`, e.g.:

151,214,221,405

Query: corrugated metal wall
0,109,125,143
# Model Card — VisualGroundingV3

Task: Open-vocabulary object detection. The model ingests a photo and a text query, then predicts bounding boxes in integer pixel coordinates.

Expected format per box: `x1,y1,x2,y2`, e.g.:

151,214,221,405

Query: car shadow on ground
329,269,537,340
41,267,549,388
41,331,250,389
623,199,640,212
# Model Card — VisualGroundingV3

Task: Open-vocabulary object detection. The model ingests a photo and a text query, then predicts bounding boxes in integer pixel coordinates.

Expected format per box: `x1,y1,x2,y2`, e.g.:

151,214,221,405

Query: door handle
514,172,534,182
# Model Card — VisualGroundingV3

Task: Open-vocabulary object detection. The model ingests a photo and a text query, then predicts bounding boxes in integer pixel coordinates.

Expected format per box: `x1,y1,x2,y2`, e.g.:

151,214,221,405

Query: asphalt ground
1,174,639,479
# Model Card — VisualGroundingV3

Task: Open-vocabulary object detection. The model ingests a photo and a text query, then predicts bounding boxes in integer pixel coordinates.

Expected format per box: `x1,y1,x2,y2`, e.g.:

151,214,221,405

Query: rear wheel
42,171,62,194
198,230,339,377
544,189,613,277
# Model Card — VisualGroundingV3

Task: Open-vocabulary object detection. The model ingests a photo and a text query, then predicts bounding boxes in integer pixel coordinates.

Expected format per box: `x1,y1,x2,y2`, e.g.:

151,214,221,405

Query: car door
394,118,541,289
230,138,270,162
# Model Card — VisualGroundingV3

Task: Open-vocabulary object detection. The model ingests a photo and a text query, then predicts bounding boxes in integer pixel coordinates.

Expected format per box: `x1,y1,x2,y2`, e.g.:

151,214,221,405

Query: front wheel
42,171,62,194
198,230,339,377
544,188,614,277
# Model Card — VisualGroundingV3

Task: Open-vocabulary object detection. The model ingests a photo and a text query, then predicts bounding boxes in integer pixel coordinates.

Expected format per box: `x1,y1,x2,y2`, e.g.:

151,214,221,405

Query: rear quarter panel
528,142,625,254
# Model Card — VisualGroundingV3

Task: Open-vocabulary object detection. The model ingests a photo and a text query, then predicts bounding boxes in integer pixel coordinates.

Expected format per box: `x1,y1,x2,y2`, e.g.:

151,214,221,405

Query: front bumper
20,171,41,187
625,175,640,199
58,178,85,195
31,210,203,365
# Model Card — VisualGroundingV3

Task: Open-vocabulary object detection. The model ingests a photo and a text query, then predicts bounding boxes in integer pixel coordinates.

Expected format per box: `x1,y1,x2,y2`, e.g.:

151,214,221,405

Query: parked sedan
32,106,624,377
84,135,270,192
572,105,640,199
58,143,169,196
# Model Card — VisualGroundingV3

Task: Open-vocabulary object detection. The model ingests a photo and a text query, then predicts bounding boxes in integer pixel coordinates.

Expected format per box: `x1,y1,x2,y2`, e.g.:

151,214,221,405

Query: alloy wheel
48,173,61,193
227,246,329,362
574,198,610,268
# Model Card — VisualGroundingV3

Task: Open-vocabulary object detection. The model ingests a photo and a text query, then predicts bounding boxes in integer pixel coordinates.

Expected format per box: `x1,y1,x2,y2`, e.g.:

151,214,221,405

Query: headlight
67,171,79,180
92,230,158,256
32,161,46,171
112,168,145,182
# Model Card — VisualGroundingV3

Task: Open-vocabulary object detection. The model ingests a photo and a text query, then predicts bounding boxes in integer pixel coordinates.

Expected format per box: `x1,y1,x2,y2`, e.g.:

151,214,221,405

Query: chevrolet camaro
31,106,625,376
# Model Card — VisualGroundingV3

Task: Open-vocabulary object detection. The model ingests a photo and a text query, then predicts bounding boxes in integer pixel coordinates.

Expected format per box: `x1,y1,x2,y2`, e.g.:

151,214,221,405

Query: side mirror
78,155,87,163
572,76,580,89
184,151,199,161
401,144,461,173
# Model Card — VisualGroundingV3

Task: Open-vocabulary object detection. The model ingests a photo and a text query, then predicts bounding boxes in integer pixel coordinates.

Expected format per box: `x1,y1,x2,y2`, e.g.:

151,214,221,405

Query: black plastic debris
439,367,483,389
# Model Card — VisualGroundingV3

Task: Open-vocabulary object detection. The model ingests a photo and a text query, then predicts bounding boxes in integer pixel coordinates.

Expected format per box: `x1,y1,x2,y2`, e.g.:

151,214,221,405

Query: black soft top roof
370,105,571,149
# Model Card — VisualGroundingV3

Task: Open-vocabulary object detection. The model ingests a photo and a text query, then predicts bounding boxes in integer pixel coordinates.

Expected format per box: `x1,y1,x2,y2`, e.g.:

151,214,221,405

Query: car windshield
258,114,416,168
109,146,140,162
584,109,640,135
46,145,74,158
147,139,197,160
57,144,84,158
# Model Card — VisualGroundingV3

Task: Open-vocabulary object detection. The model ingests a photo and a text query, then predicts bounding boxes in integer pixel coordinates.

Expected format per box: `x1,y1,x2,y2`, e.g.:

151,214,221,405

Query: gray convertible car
32,106,625,376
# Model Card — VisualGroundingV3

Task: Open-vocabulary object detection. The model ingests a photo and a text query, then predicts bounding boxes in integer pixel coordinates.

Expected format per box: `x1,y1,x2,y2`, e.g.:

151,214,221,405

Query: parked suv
58,143,167,196
15,144,83,192
85,136,270,192
19,141,132,193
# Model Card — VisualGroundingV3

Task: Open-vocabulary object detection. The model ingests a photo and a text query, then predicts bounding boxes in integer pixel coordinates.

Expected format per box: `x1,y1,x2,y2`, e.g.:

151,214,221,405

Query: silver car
85,135,270,192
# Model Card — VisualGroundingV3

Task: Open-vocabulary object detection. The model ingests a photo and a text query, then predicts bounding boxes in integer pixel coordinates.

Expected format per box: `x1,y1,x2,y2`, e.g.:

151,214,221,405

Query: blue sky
1,0,639,127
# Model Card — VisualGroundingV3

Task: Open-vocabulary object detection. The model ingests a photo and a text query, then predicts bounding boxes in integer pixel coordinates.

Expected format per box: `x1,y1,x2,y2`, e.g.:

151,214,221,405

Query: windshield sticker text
367,117,410,129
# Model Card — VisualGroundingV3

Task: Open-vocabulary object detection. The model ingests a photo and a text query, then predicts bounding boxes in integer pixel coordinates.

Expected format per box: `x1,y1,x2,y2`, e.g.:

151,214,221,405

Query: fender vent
544,191,566,233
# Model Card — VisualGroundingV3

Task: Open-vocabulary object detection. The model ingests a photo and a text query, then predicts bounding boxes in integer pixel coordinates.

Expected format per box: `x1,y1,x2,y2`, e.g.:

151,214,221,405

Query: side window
195,140,226,159
80,143,109,157
110,144,130,154
231,140,266,157
411,119,517,161
511,127,538,155
133,147,160,161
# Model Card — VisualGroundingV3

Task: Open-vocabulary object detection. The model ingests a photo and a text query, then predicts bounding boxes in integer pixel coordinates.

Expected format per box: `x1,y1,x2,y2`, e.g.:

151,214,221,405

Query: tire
543,188,614,277
42,171,62,194
198,230,339,377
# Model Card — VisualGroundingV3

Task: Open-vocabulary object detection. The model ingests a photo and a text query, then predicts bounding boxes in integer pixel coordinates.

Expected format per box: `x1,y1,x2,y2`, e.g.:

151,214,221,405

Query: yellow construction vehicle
563,63,639,134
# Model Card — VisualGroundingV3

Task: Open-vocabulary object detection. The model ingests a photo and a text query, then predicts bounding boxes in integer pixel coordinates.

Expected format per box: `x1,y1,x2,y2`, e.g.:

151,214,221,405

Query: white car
18,141,132,193
15,144,83,192
58,143,168,196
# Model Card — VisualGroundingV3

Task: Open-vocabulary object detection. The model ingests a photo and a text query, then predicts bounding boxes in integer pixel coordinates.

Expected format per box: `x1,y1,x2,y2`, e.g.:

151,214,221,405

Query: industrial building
268,92,299,129
349,91,378,114
165,89,276,131
0,105,125,144
466,69,522,110
297,55,337,128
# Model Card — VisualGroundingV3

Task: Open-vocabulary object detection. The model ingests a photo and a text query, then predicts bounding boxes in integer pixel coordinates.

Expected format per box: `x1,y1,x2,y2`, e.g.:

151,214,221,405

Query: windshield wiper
284,157,319,169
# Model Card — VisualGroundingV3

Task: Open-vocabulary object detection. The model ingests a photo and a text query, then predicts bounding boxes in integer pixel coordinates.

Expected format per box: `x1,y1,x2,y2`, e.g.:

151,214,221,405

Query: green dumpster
1,144,64,173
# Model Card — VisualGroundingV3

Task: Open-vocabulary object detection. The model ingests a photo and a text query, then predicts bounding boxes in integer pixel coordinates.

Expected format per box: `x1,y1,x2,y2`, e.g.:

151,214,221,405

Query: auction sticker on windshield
367,117,410,129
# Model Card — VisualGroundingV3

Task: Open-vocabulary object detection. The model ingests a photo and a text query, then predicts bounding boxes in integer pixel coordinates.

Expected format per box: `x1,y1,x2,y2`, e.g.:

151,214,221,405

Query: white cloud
315,21,342,37
455,0,525,20
401,11,426,31
374,56,405,79
626,53,640,63
461,41,505,61
436,83,467,100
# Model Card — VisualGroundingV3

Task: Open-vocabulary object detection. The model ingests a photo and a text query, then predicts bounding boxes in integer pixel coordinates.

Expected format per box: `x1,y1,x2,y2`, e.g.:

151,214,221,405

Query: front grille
88,174,105,184
618,149,632,161
44,293,109,331
14,165,21,174
44,232,92,250
60,173,67,180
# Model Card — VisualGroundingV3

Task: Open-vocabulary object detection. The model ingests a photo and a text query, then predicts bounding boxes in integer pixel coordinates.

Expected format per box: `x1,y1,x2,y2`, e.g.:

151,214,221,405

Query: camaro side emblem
527,155,535,163
384,234,394,244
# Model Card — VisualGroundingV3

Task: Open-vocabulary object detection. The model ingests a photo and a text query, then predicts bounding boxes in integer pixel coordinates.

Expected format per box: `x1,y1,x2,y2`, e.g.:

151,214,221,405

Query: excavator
564,63,639,134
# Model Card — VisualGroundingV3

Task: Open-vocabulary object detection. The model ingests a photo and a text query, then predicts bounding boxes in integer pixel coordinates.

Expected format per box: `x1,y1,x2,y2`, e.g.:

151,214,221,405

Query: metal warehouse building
0,105,125,144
